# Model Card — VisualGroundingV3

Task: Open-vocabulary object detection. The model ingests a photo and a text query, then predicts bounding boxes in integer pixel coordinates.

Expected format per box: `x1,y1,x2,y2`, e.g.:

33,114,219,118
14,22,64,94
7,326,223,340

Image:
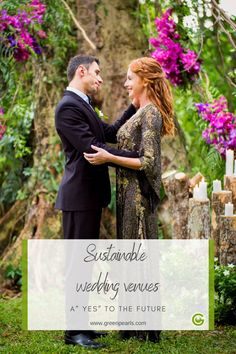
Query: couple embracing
55,54,175,348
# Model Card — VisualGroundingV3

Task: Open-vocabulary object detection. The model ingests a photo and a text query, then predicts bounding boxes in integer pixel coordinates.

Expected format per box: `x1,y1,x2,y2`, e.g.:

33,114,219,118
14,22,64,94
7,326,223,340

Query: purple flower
202,129,211,144
181,50,201,75
8,36,17,47
32,37,42,54
29,0,46,17
229,129,236,139
196,96,236,157
195,103,207,113
14,42,30,61
149,8,201,86
0,1,46,62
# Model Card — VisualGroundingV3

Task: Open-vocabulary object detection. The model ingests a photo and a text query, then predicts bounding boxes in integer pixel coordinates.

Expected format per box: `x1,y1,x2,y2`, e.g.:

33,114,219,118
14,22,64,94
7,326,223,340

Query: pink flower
0,109,6,140
37,29,47,38
181,50,201,74
20,31,34,46
0,123,6,140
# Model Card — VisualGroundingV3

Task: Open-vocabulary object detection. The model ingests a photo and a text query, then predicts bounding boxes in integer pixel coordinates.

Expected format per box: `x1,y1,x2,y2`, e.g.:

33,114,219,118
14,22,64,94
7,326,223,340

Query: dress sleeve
138,105,163,201
139,106,162,172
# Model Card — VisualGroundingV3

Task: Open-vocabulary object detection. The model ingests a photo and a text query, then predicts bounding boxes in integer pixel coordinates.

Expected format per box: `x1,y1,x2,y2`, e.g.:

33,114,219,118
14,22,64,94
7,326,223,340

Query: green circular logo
192,313,205,326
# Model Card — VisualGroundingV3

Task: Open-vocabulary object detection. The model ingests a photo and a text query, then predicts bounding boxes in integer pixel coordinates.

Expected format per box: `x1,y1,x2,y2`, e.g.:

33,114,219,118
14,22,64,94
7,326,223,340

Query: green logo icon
192,313,205,326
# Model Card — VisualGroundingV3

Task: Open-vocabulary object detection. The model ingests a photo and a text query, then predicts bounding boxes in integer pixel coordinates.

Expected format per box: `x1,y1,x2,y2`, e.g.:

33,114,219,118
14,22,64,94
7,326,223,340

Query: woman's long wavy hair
129,57,175,136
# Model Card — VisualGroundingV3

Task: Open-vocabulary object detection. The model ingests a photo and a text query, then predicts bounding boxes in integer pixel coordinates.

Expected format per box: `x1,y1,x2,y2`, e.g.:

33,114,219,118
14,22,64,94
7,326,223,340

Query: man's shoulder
55,91,85,115
58,91,83,107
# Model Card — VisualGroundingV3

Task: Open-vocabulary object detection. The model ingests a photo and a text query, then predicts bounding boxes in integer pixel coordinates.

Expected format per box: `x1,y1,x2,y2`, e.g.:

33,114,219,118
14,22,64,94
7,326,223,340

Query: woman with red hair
84,57,175,341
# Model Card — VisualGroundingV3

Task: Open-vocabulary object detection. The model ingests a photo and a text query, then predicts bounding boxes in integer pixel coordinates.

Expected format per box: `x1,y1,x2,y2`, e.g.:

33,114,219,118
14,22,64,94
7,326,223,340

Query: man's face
82,61,103,95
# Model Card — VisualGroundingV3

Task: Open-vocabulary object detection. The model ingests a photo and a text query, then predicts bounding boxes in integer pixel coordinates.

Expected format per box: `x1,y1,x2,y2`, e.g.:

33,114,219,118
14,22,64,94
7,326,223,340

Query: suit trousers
62,209,102,239
63,209,102,334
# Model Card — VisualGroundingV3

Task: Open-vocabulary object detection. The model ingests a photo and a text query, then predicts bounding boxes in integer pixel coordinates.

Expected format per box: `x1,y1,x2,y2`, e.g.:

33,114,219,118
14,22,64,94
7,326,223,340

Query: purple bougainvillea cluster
0,0,46,61
195,96,236,157
149,8,201,86
0,108,6,140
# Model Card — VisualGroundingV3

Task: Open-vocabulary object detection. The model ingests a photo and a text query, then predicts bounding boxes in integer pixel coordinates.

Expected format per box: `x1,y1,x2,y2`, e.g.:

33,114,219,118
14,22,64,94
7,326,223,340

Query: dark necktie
87,95,93,106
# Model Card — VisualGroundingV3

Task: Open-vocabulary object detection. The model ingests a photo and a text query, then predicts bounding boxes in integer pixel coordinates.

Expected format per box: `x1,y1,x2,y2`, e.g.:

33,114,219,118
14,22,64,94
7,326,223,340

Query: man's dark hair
67,55,99,82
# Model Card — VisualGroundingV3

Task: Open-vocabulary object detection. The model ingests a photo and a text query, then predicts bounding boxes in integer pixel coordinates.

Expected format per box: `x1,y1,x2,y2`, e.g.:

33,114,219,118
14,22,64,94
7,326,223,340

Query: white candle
226,149,234,176
213,180,222,193
193,181,207,200
225,202,234,216
193,186,199,199
199,179,207,199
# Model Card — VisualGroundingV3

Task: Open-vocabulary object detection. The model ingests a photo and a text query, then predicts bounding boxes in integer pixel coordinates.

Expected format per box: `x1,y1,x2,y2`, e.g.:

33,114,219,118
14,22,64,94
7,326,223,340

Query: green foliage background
0,0,77,211
138,0,236,192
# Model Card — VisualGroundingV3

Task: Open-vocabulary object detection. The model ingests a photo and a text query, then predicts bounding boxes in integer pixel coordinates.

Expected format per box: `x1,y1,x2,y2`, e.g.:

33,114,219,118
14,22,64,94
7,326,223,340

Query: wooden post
162,171,189,239
188,198,211,239
211,191,232,258
224,176,236,211
219,215,236,265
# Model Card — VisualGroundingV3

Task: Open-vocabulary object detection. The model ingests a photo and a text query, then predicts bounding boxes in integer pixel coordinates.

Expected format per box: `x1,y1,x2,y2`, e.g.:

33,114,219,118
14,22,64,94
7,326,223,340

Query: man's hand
84,145,112,165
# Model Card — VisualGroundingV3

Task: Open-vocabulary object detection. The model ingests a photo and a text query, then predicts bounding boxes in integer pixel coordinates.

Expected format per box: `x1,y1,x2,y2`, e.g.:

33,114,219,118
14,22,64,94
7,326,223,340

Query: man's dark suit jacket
55,90,139,211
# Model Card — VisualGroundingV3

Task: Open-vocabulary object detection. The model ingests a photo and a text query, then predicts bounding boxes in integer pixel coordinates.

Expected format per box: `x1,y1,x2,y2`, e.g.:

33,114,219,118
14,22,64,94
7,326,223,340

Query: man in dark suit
55,55,138,348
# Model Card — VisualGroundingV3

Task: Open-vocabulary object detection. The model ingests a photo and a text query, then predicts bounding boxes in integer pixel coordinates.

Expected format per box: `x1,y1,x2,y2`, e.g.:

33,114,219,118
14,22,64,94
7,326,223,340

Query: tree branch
60,0,96,51
211,0,236,31
211,10,236,50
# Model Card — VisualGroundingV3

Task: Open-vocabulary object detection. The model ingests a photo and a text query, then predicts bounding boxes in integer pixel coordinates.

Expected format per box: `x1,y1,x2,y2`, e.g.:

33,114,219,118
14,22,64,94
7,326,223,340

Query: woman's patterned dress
116,103,162,240
116,103,163,341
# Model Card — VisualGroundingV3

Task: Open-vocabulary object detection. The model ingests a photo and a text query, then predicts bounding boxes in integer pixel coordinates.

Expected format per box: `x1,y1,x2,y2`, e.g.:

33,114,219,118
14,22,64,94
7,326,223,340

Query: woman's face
124,67,146,101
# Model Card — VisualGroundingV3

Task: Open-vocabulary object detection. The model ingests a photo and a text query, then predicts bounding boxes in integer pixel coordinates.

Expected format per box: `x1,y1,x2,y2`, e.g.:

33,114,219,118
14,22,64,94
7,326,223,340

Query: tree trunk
224,176,236,212
211,191,232,258
162,172,189,239
219,215,236,265
76,0,146,117
188,198,211,239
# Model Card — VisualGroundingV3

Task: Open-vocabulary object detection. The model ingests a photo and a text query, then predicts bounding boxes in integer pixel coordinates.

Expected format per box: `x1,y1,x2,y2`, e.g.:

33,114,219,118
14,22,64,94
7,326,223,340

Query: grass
0,298,236,354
